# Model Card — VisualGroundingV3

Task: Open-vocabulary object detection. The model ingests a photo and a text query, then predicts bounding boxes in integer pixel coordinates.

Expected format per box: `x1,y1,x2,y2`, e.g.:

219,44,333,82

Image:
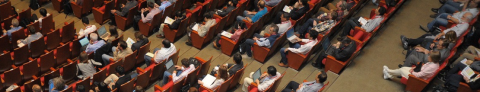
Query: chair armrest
154,85,165,91
136,67,145,73
405,74,429,92
67,59,74,63
220,36,237,56
324,55,347,74
250,82,258,87
50,67,56,71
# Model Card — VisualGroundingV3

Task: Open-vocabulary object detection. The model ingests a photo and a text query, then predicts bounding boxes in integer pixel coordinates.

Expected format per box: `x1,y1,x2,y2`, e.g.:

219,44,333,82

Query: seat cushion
99,5,106,12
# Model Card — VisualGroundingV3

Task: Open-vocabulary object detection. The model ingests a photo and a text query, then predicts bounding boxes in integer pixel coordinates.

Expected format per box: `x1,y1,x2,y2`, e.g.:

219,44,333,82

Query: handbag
413,62,424,72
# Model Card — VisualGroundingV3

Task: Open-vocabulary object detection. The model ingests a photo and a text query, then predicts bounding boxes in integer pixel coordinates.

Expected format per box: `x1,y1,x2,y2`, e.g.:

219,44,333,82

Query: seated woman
382,51,441,80
101,25,121,42
212,22,247,49
198,65,229,89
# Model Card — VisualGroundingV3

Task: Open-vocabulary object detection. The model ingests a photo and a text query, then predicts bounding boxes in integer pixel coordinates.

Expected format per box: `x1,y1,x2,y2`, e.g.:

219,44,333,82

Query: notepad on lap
288,35,298,43
221,31,233,38
164,16,175,25
192,23,200,31
17,43,25,47
202,74,217,86
358,17,368,25
461,58,468,65
283,5,291,13
146,52,154,57
126,37,135,48
462,66,476,80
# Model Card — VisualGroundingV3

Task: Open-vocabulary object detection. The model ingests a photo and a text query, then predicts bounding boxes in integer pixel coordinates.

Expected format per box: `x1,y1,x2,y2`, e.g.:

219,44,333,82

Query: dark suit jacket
227,61,244,76
267,34,280,47
167,16,185,30
116,1,138,17
290,6,309,20
131,38,149,52
114,75,131,91
332,41,356,61
217,6,235,17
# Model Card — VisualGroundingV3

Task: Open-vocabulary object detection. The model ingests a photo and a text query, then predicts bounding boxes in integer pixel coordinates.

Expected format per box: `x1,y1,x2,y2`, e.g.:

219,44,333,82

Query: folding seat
190,17,221,49
9,86,20,92
93,0,105,8
3,67,22,87
134,67,151,90
228,64,246,89
71,77,90,92
92,69,107,83
154,77,185,92
107,60,123,75
17,8,32,21
46,29,61,51
56,43,71,67
323,38,363,74
220,25,252,56
30,37,46,58
247,72,285,92
11,28,27,48
22,77,41,92
198,56,212,76
52,0,63,12
0,1,13,21
111,34,124,47
21,61,39,83
0,52,13,73
40,15,55,35
0,35,11,52
122,51,137,72
92,1,114,25
40,68,60,91
252,31,287,63
26,22,41,34
119,79,135,92
61,86,73,92
145,60,166,84
70,38,81,58
61,21,76,43
61,61,77,84
317,82,330,92
138,11,163,36
136,41,150,65
163,15,191,42
13,44,30,66
286,35,324,70
71,0,93,18
114,6,137,30
39,51,56,75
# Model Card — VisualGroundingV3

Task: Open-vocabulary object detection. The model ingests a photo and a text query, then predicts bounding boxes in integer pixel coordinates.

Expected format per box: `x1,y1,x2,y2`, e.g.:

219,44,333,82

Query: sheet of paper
283,5,291,13
221,31,233,38
146,52,154,57
164,16,174,25
17,42,25,47
288,35,298,43
358,17,368,25
202,74,217,86
126,37,135,48
462,66,475,80
461,58,468,65
192,23,200,31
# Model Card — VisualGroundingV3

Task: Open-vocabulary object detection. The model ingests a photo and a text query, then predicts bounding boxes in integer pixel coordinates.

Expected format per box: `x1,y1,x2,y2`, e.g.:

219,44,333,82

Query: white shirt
442,22,469,37
172,64,195,83
453,8,479,20
202,78,225,89
362,16,383,32
154,43,177,63
277,21,292,35
78,25,97,39
257,72,281,91
287,39,318,54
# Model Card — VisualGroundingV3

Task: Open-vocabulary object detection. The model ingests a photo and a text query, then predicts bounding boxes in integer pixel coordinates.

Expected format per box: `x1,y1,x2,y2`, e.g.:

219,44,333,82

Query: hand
175,66,182,70
284,48,289,53
464,76,470,83
110,10,116,14
253,37,258,41
313,21,317,26
255,79,260,84
409,68,414,73
173,70,177,74
466,60,474,65
246,17,252,22
3,30,6,33
198,80,204,84
295,37,302,42
447,15,452,20
121,4,125,8
289,6,294,9
16,40,20,44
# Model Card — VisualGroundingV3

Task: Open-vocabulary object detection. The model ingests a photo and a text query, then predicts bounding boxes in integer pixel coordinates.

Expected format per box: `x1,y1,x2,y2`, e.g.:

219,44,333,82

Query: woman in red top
213,22,247,49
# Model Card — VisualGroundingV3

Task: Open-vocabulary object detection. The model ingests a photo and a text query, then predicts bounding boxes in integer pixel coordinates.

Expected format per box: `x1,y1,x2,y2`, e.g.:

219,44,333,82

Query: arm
257,79,276,91
287,39,311,54
90,60,103,66
141,12,149,23
362,18,383,32
256,38,270,47
204,79,224,89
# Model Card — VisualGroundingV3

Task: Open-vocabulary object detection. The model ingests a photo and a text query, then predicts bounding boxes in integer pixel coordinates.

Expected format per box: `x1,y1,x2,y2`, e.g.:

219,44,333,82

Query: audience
49,77,68,92
186,12,216,46
77,52,102,79
162,58,195,85
37,8,50,28
102,25,121,42
341,6,385,37
213,22,247,49
282,71,327,92
157,11,184,38
198,65,228,89
101,40,133,62
240,24,279,58
144,39,177,66
236,1,267,23
3,18,22,38
273,0,309,24
17,26,42,48
141,2,161,23
401,39,450,67
313,37,356,69
383,51,441,80
401,31,457,50
216,0,238,17
156,0,172,12
104,66,131,90
78,17,97,39
110,0,138,25
242,66,281,92
452,46,480,65
76,85,85,92
32,84,42,92
261,13,292,36
279,30,319,67
431,0,474,15
431,0,479,18
297,12,337,38
319,0,355,21
444,59,480,91
210,53,245,76
131,32,149,52
85,33,106,54
424,10,474,31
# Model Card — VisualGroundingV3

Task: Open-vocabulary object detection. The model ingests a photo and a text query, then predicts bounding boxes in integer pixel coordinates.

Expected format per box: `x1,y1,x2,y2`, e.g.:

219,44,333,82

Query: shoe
400,35,409,50
337,37,344,41
430,14,438,18
312,62,318,67
279,63,288,67
156,34,164,38
383,69,388,79
431,8,438,13
382,68,392,79
398,64,403,68
213,43,220,50
419,25,429,32
185,42,192,46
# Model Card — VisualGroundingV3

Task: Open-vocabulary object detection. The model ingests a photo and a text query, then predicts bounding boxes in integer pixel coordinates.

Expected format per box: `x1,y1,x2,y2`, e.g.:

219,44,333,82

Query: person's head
135,86,144,92
134,32,145,41
82,17,89,25
336,0,347,10
12,18,19,27
118,40,127,51
236,22,246,30
229,0,238,7
299,0,309,7
162,39,171,48
79,52,89,63
376,6,386,16
40,8,47,17
147,2,155,9
217,65,229,80
95,82,109,92
32,84,42,92
257,0,265,9
233,53,242,64
428,51,441,63
116,66,125,76
175,11,182,19
307,29,319,40
316,71,327,83
53,77,66,90
469,0,479,8
269,24,279,35
329,12,338,20
445,31,457,43
89,33,99,43
181,58,190,67
437,39,450,49
109,25,118,37
29,26,36,34
462,12,474,22
281,13,291,22
76,85,85,92
188,87,198,92
341,37,352,46
204,11,213,20
267,66,277,76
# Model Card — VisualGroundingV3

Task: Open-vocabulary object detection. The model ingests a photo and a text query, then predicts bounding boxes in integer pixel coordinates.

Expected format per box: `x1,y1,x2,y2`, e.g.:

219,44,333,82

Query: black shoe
398,64,403,68
185,42,192,46
419,25,429,32
431,8,438,13
397,76,402,78
400,35,408,50
430,14,438,18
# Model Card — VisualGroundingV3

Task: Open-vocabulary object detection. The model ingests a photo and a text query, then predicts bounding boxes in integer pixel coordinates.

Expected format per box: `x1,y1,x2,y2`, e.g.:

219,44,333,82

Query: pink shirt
411,62,439,80
231,29,245,42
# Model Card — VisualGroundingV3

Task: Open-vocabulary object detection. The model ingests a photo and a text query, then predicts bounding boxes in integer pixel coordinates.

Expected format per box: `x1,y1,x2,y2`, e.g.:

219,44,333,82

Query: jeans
243,33,264,57
297,18,319,38
236,11,255,22
282,81,300,92
439,0,462,14
280,43,301,64
144,48,161,66
162,70,183,85
427,13,451,30
101,47,117,63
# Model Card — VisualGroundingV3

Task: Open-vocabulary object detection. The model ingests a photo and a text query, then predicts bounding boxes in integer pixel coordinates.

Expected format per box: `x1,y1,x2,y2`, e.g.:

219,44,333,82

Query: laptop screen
165,59,174,70
97,26,107,36
252,69,262,81
286,28,295,38
79,37,89,46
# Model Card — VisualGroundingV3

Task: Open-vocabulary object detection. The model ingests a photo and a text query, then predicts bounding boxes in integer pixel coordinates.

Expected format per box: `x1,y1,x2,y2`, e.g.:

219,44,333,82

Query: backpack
29,0,40,10
189,57,201,68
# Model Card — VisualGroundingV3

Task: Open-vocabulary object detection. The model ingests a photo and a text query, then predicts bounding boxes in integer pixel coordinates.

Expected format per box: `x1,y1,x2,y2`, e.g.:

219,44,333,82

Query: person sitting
131,32,149,52
273,0,309,24
37,8,50,28
78,17,97,39
109,0,138,25
85,33,106,54
421,12,473,32
156,11,184,38
240,25,279,58
255,0,280,7
383,51,441,80
77,52,102,79
141,2,161,24
242,66,281,92
91,82,110,92
401,31,457,50
297,12,337,38
444,60,480,91
212,22,247,49
236,1,267,23
162,58,196,85
76,85,85,92
401,39,450,67
144,39,177,66
101,25,121,42
198,65,228,89
431,0,473,15
17,26,42,48
216,0,237,17
279,30,319,67
101,40,133,62
32,84,42,92
282,71,327,92
210,53,244,76
48,77,68,92
340,6,385,37
313,37,357,68
261,13,292,36
186,12,216,46
430,0,479,18
452,46,480,65
104,66,131,90
155,0,172,12
2,18,22,38
318,0,355,21
134,86,144,92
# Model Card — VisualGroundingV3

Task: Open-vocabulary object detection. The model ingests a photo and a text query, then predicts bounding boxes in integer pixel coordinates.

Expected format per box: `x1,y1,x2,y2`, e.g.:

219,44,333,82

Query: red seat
70,38,82,58
46,29,61,51
286,35,323,70
138,6,168,36
119,79,135,92
154,78,185,92
71,77,90,92
26,21,41,34
323,38,362,74
13,45,30,66
163,15,191,42
3,66,22,87
40,15,55,35
22,77,41,92
136,41,151,65
252,28,288,63
92,1,114,25
21,60,39,83
135,67,152,89
61,61,77,84
220,28,249,56
39,51,56,75
30,37,46,58
52,0,63,12
247,72,285,92
122,51,137,72
0,51,13,73
114,6,137,30
0,1,14,21
0,35,12,52
55,43,71,67
191,16,221,49
11,28,27,49
92,69,107,83
198,56,213,76
61,21,76,43
71,0,93,18
107,60,123,75
228,64,246,89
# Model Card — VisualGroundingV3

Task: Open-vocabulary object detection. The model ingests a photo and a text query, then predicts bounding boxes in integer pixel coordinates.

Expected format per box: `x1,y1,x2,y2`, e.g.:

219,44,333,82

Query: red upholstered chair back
136,41,151,65
23,77,41,92
39,51,56,74
60,86,73,92
0,52,13,73
111,34,124,47
228,64,246,89
198,56,212,76
0,35,11,52
11,28,27,48
122,50,137,72
61,21,76,43
13,45,30,66
108,60,123,75
62,62,77,84
30,37,46,58
92,69,107,83
41,15,55,35
46,29,61,50
22,60,39,82
18,8,32,23
56,43,71,66
74,77,91,92
135,68,152,89
93,0,104,7
71,38,82,58
119,79,135,92
0,1,13,20
3,67,22,86
26,21,41,34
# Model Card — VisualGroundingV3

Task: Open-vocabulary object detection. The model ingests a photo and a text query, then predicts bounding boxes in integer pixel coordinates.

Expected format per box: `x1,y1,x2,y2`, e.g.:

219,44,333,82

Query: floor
8,0,443,91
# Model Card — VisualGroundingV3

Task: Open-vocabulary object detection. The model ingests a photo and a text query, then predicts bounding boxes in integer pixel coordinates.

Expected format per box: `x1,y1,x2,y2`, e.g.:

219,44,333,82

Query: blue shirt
159,1,171,12
48,79,68,92
252,7,268,23
85,40,106,54
4,26,22,37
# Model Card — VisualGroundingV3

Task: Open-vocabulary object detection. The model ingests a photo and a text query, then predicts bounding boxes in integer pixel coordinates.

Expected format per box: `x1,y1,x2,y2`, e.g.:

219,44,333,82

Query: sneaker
398,64,403,68
400,35,409,50
431,8,438,13
156,34,164,38
185,42,192,46
382,68,392,79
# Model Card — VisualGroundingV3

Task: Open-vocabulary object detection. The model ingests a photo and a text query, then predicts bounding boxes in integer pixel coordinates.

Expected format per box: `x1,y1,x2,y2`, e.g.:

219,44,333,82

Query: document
192,23,200,31
288,35,298,43
126,37,135,48
146,52,154,57
221,31,233,38
476,49,480,56
462,66,476,80
283,5,291,13
202,74,217,86
17,42,25,47
461,58,468,65
358,17,368,25
164,16,174,25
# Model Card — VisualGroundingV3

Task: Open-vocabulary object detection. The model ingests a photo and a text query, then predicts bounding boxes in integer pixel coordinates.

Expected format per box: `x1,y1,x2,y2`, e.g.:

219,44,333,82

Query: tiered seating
247,72,285,92
114,6,137,30
71,0,93,18
92,1,115,25
190,15,222,49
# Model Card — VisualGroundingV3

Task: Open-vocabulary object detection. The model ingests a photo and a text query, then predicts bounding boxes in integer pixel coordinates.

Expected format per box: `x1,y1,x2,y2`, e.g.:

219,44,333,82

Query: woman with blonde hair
383,51,441,80
198,65,229,89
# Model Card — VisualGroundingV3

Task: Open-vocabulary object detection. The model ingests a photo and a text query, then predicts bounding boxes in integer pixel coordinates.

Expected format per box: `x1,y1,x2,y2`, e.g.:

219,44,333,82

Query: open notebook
164,16,175,25
358,17,368,25
126,37,135,48
221,31,233,38
283,5,291,13
202,74,217,87
462,66,476,80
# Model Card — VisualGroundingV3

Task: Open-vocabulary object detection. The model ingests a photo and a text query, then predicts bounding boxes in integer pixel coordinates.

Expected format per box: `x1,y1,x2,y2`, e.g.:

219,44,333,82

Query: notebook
252,69,262,81
461,58,468,65
462,66,475,80
286,29,298,43
221,31,233,38
126,37,135,48
97,26,110,39
79,37,90,46
283,5,291,13
202,74,217,86
192,23,200,31
164,16,175,25
358,17,368,25
166,59,176,72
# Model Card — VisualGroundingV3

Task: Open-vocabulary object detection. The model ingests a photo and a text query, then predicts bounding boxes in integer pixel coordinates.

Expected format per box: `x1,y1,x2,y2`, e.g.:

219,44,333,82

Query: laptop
79,37,90,46
252,69,262,81
286,29,298,43
97,26,110,39
165,59,176,72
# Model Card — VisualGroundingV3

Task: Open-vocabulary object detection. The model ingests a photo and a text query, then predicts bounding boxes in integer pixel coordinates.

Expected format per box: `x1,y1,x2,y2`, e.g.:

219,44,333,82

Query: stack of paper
164,16,174,25
192,23,200,31
462,66,476,80
283,5,291,13
221,31,233,38
126,37,135,48
202,74,217,86
288,35,298,43
358,17,368,25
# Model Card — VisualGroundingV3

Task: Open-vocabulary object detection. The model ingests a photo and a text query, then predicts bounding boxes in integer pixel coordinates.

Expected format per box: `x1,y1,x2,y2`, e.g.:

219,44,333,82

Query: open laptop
286,28,298,43
97,26,110,39
79,37,90,46
252,69,262,81
165,59,176,73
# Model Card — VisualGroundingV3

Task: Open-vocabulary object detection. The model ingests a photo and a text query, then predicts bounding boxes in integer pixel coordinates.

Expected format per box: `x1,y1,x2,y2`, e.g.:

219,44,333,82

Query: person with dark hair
340,6,385,37
210,53,244,76
400,39,450,67
144,39,177,66
261,13,292,36
198,65,228,89
162,58,196,85
216,0,237,17
76,85,85,92
131,32,149,51
0,0,9,5
109,0,138,25
134,86,144,92
157,11,185,38
77,52,102,79
101,25,121,42
85,33,106,54
140,2,161,23
282,71,327,92
32,84,42,92
101,40,133,62
297,11,338,38
236,0,268,23
383,51,440,80
185,12,216,46
17,26,42,48
240,24,280,58
242,66,281,91
319,0,355,21
212,22,247,49
37,8,50,28
48,77,68,92
104,66,131,90
3,18,22,38
313,37,356,68
91,82,110,92
279,30,319,67
273,0,309,24
78,17,98,38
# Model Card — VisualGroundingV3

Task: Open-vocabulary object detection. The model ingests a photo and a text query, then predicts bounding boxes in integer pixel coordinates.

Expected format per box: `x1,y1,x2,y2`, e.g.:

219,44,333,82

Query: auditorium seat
72,77,90,92
252,29,287,63
11,28,27,48
228,64,246,89
39,51,56,75
136,41,150,65
198,56,212,76
146,60,166,85
247,72,284,92
0,35,11,52
61,21,76,43
21,60,39,83
40,15,55,35
286,35,323,70
92,69,107,84
122,51,137,73
0,1,13,21
323,38,363,74
70,38,81,58
111,34,124,47
30,37,46,58
119,79,135,92
114,6,136,30
56,43,71,67
163,14,191,42
46,29,61,51
13,45,30,66
2,16,16,31
61,61,77,84
52,0,63,12
190,16,221,49
3,66,22,87
61,86,73,92
0,52,13,73
220,25,251,56
138,11,163,36
107,60,123,75
135,67,151,89
93,0,105,8
22,77,41,92
9,86,20,92
186,59,202,86
17,8,32,22
40,68,60,92
199,75,232,92
154,77,185,92
71,0,93,18
92,1,114,25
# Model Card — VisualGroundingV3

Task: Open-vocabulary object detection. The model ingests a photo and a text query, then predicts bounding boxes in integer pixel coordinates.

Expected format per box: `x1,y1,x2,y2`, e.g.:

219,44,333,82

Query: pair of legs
101,46,117,63
383,66,412,79
157,24,167,37
242,72,257,91
162,70,183,85
281,81,300,92
280,43,301,65
296,18,320,38
437,0,463,14
403,50,427,67
318,3,337,13
452,46,479,65
314,44,338,67
341,17,361,37
242,33,264,57
236,10,256,22
427,13,451,30
104,74,119,88
144,48,161,66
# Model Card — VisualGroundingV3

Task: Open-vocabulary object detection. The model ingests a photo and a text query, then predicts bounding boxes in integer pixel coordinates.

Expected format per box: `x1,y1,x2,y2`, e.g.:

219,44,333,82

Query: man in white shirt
279,30,319,67
78,17,97,39
423,12,473,32
282,71,327,92
340,6,385,36
162,58,195,85
144,39,177,66
38,8,50,29
243,66,281,92
260,13,292,36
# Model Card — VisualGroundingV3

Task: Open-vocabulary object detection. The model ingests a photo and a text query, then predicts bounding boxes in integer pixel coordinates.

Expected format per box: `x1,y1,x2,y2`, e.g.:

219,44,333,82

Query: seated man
431,0,472,15
17,26,42,48
144,39,177,66
101,41,133,62
156,0,172,12
131,32,149,52
430,0,478,18
156,11,184,38
273,0,309,24
162,58,195,85
313,37,356,68
401,30,457,50
109,0,138,25
212,22,247,49
32,84,41,92
104,66,131,90
383,51,441,80
255,0,280,7
77,17,97,39
236,0,267,23
38,8,51,28
242,66,281,92
452,46,480,65
216,0,237,17
401,39,450,67
260,13,292,36
140,2,161,23
2,18,22,38
240,25,279,58
185,12,216,46
209,53,244,77
422,12,473,32
444,60,480,91
279,30,319,67
48,77,68,92
282,71,327,92
340,6,385,37
318,0,355,21
297,12,337,38
85,33,106,54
